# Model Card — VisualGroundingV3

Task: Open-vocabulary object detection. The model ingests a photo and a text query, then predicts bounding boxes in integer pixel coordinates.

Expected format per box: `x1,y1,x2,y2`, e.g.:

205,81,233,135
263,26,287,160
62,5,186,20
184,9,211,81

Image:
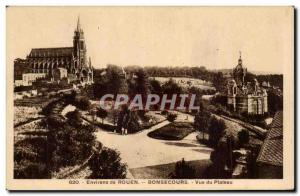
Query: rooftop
256,111,283,167
29,47,74,57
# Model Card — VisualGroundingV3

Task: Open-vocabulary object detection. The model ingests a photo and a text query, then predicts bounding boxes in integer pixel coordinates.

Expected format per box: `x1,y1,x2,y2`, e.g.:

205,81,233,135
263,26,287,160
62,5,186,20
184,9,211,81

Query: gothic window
233,86,237,94
80,41,84,50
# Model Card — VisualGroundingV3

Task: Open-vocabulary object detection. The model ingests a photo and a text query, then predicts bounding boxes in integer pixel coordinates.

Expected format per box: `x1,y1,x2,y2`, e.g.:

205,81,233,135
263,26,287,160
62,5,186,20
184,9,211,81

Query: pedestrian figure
122,108,131,135
117,104,131,135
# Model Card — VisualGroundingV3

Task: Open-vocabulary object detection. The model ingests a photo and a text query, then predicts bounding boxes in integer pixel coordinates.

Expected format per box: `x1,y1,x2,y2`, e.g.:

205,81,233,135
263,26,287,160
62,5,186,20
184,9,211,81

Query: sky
7,6,293,74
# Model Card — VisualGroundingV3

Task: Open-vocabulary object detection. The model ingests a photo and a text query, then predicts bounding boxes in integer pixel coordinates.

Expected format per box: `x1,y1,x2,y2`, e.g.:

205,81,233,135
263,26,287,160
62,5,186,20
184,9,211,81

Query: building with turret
14,17,93,86
227,53,268,115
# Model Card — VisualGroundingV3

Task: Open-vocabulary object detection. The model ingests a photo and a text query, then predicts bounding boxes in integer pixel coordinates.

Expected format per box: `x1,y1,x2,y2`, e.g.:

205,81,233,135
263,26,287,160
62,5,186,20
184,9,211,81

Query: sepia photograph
6,6,294,190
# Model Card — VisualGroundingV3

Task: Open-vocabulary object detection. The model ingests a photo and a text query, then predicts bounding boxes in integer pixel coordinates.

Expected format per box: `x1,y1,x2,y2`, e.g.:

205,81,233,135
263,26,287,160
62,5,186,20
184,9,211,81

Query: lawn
129,159,212,179
81,108,166,133
147,122,194,140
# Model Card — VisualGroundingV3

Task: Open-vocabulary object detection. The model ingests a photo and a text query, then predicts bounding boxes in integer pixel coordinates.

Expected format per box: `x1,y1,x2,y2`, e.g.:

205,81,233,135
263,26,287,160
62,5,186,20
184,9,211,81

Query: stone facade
53,68,68,81
22,73,46,86
227,53,268,115
14,17,93,85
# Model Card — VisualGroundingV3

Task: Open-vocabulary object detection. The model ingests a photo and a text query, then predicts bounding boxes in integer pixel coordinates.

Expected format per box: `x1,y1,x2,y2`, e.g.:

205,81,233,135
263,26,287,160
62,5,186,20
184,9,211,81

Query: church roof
256,111,283,167
29,47,74,58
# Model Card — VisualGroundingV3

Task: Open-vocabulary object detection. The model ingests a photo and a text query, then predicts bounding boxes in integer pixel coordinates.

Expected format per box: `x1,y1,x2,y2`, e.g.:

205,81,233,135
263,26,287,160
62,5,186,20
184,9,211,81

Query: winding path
94,112,212,169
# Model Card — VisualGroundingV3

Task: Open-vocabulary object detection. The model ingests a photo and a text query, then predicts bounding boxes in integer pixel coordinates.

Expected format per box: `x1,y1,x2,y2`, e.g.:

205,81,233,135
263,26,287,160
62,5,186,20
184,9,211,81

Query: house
256,111,283,178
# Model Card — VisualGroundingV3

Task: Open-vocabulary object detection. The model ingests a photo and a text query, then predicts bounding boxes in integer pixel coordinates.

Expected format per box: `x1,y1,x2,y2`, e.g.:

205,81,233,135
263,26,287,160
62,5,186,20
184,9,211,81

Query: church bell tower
73,16,87,69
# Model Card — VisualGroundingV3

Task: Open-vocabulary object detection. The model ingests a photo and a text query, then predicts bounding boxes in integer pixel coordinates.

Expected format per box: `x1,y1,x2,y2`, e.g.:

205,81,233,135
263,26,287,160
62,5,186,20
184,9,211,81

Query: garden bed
147,122,195,140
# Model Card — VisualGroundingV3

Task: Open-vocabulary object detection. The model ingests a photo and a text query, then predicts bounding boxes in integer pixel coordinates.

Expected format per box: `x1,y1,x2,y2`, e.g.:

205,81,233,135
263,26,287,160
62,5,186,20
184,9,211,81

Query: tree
212,72,226,93
225,134,235,171
238,129,250,147
89,148,127,179
134,68,150,98
111,109,119,125
188,87,203,113
105,64,128,96
150,79,162,95
208,116,226,147
194,109,211,139
211,94,227,106
162,78,183,95
267,89,283,115
127,113,140,134
65,109,82,127
170,158,196,179
208,138,232,178
96,108,108,124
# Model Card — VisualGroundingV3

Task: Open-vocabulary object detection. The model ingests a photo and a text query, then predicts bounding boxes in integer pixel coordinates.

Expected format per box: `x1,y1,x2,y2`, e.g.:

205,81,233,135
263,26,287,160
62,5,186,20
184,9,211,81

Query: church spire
76,15,81,31
238,50,242,66
89,57,92,68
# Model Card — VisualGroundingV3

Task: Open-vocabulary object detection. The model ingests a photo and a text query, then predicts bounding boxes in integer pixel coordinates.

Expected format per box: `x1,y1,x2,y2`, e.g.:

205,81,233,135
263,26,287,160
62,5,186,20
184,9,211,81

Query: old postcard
6,6,294,190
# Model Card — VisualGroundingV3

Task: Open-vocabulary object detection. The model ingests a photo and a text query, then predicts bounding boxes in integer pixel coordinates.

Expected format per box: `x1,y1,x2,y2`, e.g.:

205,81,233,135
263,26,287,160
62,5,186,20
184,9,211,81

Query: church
14,17,93,86
227,53,268,115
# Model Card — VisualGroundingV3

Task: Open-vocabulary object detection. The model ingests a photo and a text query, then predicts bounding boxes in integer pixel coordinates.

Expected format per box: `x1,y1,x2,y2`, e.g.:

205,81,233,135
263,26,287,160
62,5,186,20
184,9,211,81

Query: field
150,76,215,90
14,106,43,126
14,96,57,107
14,95,60,126
147,122,195,140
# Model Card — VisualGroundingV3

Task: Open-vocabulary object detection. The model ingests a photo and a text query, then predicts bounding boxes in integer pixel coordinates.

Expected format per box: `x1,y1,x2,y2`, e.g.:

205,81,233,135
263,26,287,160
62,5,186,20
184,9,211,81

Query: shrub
96,108,108,124
74,96,91,111
15,137,48,163
167,113,177,122
89,148,127,179
137,110,146,118
45,116,96,171
65,90,77,104
14,162,50,179
170,158,196,179
66,109,83,127
194,110,211,139
161,110,168,115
